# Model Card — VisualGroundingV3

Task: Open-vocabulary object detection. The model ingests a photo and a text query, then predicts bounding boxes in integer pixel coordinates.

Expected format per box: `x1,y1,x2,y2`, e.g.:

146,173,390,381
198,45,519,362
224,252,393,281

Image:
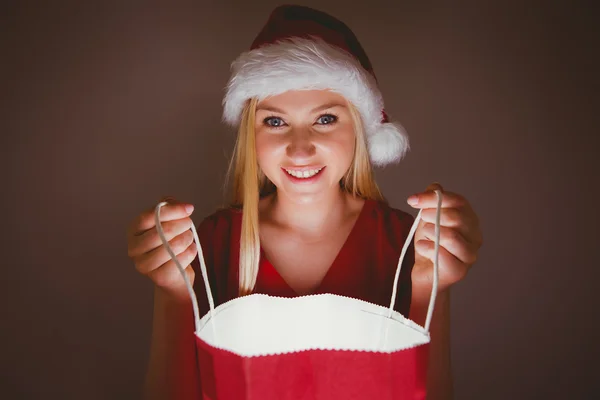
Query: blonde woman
127,5,483,400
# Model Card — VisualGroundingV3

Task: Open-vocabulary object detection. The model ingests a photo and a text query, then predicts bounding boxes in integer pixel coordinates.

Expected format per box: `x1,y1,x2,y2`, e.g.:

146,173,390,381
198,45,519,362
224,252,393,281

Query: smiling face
254,90,356,203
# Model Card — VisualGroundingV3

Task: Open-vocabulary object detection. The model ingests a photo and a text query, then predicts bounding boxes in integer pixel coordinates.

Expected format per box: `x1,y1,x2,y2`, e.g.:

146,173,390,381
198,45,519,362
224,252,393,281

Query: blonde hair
226,97,384,295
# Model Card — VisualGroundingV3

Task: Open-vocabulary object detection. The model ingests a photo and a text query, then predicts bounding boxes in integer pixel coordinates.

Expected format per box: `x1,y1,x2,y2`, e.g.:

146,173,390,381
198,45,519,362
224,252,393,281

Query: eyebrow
256,102,346,114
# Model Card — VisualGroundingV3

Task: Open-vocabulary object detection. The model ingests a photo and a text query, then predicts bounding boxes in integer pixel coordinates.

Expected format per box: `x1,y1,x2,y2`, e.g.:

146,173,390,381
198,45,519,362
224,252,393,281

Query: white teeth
285,167,323,178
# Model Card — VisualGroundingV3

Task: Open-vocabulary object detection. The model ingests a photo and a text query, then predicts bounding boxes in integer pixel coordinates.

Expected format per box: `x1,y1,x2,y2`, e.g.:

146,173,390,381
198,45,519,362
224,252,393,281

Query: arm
410,286,454,400
143,286,201,400
405,183,483,399
126,200,211,399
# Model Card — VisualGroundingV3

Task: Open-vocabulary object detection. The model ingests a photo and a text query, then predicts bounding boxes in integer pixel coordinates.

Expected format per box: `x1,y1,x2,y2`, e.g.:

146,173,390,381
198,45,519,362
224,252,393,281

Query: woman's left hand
407,182,483,293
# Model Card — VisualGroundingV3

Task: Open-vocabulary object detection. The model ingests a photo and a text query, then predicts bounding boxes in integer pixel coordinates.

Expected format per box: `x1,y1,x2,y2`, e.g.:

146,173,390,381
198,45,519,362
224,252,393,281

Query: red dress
192,198,416,319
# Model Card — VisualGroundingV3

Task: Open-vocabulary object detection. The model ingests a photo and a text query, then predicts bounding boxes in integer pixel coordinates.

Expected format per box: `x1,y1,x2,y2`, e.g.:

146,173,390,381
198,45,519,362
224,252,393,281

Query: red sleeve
192,211,220,319
167,211,224,400
375,202,415,318
390,208,416,317
180,209,229,400
191,207,239,318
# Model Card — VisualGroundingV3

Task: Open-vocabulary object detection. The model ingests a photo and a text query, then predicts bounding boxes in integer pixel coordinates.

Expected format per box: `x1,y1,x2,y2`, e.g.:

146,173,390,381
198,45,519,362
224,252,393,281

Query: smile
283,166,325,179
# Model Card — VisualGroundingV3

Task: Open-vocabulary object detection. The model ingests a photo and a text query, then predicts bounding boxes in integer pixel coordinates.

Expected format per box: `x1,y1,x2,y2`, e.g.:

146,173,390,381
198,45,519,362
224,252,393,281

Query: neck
267,188,351,237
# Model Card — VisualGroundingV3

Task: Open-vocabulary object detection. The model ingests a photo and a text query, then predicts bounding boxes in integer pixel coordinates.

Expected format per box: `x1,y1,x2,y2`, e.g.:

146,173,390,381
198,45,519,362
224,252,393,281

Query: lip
281,166,326,184
281,165,325,172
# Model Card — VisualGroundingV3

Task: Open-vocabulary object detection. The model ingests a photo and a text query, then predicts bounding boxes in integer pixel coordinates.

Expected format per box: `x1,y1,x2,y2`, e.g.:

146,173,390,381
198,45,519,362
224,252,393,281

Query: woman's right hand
127,198,198,298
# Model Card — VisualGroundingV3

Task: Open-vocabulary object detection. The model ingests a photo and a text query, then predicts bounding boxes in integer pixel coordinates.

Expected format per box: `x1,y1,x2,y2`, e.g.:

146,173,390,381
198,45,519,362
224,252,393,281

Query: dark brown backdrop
3,1,598,399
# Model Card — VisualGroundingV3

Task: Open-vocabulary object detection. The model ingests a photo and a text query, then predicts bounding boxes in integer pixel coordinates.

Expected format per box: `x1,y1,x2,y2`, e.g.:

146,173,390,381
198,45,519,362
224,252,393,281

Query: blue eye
316,114,337,125
264,117,286,127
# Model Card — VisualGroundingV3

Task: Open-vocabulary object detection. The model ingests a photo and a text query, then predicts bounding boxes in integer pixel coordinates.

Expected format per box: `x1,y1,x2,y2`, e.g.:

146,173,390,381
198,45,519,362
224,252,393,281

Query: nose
285,127,316,161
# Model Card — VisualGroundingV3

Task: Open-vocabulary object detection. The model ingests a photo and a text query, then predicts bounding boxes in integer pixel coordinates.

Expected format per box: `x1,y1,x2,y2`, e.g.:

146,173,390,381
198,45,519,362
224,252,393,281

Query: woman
127,5,483,399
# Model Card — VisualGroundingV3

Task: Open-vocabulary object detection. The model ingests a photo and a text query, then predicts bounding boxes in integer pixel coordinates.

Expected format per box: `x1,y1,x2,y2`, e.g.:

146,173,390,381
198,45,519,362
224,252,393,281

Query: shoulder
196,205,241,239
366,198,415,227
193,205,242,272
364,199,416,250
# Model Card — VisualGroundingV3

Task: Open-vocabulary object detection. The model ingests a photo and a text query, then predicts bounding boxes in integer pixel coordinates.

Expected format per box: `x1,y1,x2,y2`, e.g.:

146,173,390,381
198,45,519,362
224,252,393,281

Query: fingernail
185,204,194,213
407,195,419,206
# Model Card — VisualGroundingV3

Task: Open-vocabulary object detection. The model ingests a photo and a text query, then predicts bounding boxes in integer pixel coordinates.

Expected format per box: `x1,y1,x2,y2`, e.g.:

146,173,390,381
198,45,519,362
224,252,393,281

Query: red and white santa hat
222,5,409,166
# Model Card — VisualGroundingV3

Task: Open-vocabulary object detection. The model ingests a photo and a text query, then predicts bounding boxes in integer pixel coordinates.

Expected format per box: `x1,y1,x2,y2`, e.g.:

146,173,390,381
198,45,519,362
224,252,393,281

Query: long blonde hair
226,96,385,295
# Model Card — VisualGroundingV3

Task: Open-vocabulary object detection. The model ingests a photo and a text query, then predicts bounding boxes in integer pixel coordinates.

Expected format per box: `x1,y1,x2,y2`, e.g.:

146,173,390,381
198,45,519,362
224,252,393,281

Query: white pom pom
368,122,410,166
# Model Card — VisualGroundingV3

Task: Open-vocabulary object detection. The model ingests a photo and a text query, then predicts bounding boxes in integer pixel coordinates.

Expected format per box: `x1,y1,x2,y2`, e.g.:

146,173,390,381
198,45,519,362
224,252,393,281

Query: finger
426,182,443,192
159,195,178,203
407,189,466,210
134,230,196,275
148,243,198,289
419,223,478,265
419,207,467,228
414,240,470,287
128,217,194,258
420,207,482,246
128,201,194,237
407,182,443,207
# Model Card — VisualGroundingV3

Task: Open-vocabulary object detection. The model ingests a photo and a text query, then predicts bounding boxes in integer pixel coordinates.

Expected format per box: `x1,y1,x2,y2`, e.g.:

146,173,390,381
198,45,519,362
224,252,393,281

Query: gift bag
155,190,443,400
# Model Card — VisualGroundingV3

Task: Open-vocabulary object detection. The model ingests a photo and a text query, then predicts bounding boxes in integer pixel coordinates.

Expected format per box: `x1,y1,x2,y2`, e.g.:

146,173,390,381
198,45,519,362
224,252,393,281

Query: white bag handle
154,202,213,333
388,189,443,333
154,189,442,335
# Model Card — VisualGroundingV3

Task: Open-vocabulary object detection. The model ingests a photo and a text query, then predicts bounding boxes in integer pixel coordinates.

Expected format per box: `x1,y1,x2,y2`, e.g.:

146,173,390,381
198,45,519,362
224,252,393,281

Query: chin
287,191,327,205
278,182,342,204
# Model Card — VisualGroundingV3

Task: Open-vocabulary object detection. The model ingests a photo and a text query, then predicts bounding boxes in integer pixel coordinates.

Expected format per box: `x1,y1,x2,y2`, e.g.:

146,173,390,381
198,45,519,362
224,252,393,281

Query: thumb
159,195,179,204
425,182,443,192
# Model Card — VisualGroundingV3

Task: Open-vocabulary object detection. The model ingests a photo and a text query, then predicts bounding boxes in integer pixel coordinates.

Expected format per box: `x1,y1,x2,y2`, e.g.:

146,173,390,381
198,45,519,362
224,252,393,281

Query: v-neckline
258,199,372,297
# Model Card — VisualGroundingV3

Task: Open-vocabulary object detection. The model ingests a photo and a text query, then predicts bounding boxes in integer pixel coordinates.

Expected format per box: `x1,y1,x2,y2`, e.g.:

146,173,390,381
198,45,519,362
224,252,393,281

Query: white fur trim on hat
222,36,409,166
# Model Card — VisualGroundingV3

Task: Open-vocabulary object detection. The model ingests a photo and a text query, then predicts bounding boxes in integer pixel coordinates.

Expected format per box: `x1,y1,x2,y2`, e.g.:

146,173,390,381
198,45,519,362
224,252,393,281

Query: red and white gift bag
155,191,443,399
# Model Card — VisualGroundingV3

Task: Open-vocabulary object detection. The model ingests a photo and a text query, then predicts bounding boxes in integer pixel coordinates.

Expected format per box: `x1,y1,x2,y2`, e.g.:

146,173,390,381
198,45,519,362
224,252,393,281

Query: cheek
255,133,281,173
326,128,355,168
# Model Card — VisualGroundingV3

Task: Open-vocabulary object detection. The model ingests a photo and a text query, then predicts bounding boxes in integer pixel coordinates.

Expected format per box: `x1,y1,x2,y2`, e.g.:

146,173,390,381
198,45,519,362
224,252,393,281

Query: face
254,90,356,203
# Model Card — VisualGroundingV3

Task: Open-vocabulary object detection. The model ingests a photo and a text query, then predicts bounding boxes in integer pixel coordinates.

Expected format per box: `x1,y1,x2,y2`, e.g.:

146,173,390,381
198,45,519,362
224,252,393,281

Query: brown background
2,0,598,399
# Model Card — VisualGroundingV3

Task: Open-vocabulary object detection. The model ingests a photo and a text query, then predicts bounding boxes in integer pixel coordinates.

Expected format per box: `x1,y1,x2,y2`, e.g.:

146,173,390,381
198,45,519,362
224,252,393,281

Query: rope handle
388,189,443,333
154,202,214,333
154,190,442,335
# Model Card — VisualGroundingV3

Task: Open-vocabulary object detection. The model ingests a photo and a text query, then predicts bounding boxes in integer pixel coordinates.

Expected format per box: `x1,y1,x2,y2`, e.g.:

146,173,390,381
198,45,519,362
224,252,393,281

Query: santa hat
222,5,409,166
